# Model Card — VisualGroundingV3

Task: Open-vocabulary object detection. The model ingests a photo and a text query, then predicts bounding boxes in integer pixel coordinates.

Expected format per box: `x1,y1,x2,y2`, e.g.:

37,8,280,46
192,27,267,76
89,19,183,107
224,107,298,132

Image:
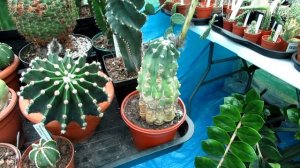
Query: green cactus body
19,52,110,133
282,18,300,43
105,0,147,73
136,38,180,125
91,0,112,39
0,43,14,70
29,139,60,168
0,80,9,112
246,21,257,34
0,0,15,30
8,0,78,46
260,9,272,31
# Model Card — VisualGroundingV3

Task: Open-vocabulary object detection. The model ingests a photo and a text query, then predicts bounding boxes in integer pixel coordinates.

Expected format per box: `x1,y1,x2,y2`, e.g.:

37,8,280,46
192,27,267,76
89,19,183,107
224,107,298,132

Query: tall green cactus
91,0,112,39
29,139,60,168
260,8,272,31
0,0,15,30
19,52,110,133
105,0,147,73
8,0,78,46
0,43,14,70
137,38,180,125
0,80,9,112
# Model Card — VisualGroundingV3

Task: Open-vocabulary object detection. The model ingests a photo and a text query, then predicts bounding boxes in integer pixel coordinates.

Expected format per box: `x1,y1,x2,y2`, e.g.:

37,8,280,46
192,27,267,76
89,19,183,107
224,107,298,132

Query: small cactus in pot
0,80,9,112
0,43,14,70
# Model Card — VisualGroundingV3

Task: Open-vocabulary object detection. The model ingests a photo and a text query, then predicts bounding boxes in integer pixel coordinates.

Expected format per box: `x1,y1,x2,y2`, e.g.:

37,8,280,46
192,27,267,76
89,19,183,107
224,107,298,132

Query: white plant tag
227,0,231,7
243,12,250,27
33,123,52,141
271,21,277,30
229,0,244,21
181,0,184,5
255,14,263,34
113,34,122,58
231,0,236,10
206,0,211,7
286,43,299,52
272,24,282,42
270,0,280,13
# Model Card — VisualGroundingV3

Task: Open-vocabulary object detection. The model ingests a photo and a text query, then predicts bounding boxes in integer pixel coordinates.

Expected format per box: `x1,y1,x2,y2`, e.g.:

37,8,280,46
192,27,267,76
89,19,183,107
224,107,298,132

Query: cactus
281,18,300,43
29,139,60,168
137,38,180,125
0,43,14,70
0,80,9,112
105,0,147,74
260,8,272,31
0,0,15,30
19,51,110,133
287,3,300,21
8,0,78,46
246,21,257,34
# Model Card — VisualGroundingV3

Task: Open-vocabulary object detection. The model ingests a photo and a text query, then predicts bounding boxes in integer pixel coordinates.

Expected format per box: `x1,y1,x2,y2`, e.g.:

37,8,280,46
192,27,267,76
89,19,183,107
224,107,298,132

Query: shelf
190,25,300,90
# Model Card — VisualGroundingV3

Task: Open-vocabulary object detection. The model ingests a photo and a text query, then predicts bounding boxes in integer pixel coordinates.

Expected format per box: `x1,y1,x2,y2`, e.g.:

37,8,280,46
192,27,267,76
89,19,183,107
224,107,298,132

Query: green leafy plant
246,21,257,34
267,30,276,42
0,43,14,70
260,8,272,31
287,3,300,21
195,89,281,168
0,0,15,30
0,80,9,112
281,17,300,43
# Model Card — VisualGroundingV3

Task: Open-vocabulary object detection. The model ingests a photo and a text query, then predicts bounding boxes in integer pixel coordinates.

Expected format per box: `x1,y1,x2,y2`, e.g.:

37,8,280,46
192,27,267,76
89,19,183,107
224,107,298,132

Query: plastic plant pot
232,23,246,37
0,56,20,91
243,30,262,44
195,4,213,19
261,35,282,51
223,19,235,32
0,143,21,167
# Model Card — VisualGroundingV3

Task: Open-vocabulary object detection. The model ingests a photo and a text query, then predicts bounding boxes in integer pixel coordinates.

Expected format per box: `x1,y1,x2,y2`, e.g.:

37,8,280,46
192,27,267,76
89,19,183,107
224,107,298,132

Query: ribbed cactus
0,43,14,70
0,80,9,112
19,52,110,133
8,0,78,46
261,9,272,31
246,21,257,34
281,18,300,43
106,0,147,73
91,0,112,39
0,0,15,30
29,139,60,168
136,38,180,125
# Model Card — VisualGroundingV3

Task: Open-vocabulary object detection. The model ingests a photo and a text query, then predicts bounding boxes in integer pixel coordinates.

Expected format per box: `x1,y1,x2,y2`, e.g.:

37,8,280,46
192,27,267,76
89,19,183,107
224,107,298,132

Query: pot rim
0,55,20,79
0,143,21,167
261,35,281,44
91,32,115,52
121,90,187,135
0,88,17,122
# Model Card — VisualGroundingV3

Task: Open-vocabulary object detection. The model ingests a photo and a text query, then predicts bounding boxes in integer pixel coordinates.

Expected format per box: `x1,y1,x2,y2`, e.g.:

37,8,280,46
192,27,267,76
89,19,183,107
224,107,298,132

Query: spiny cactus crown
29,139,60,168
19,52,110,134
282,18,300,43
0,43,14,70
106,0,147,73
246,21,257,34
0,80,9,112
8,0,78,46
137,38,180,106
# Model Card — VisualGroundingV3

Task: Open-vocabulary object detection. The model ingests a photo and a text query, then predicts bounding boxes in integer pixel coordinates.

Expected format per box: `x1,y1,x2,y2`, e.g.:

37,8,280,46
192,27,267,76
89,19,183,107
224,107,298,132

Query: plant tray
211,18,293,59
21,100,194,168
161,9,211,25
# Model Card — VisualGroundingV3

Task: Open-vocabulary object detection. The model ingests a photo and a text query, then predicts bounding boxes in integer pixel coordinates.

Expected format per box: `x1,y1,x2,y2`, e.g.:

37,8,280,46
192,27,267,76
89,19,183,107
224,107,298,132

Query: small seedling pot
223,19,235,32
260,35,282,51
243,30,262,44
232,23,246,37
0,56,20,91
195,4,213,19
0,143,21,168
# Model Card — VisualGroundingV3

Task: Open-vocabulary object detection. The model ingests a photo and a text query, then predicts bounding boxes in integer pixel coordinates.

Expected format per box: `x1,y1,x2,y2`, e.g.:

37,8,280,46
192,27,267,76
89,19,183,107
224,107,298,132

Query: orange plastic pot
243,30,262,44
195,5,212,18
232,23,246,37
0,88,23,146
223,19,235,31
0,143,21,168
120,91,187,150
258,29,272,44
19,71,114,143
261,35,282,51
281,39,288,52
0,56,20,91
19,136,75,168
177,4,190,15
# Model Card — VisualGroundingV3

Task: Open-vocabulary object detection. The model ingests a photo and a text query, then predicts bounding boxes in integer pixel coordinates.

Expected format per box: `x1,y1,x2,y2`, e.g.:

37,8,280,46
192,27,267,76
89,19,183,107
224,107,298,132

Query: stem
217,122,242,168
256,143,263,158
178,0,198,47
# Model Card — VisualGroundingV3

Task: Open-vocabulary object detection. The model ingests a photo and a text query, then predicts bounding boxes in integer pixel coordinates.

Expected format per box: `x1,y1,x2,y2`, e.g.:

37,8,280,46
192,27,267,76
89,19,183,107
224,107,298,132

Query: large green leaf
171,13,185,25
237,127,262,146
224,96,243,112
213,115,236,132
286,108,299,125
231,93,245,103
230,141,257,162
195,157,217,168
259,137,277,149
259,144,282,161
207,126,230,144
269,163,281,168
260,126,277,143
202,139,225,156
220,104,241,122
241,114,264,130
244,100,264,115
245,89,260,103
223,153,246,168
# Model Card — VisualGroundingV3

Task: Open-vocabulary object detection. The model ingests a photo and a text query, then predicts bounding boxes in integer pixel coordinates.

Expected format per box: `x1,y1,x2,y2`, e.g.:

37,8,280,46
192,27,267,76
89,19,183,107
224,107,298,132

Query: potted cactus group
261,30,282,51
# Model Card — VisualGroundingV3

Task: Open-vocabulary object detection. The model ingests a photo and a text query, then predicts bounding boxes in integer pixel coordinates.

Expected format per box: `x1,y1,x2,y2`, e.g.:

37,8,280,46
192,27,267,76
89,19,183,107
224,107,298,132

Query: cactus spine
105,0,147,73
8,0,78,46
0,0,15,30
19,52,111,133
0,43,14,70
29,139,60,168
137,38,180,125
0,80,9,112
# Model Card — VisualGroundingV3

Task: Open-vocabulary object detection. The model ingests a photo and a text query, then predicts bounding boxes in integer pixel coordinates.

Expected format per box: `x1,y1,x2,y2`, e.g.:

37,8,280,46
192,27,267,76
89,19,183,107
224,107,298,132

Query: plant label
181,0,184,5
113,35,122,58
286,43,298,52
271,21,277,30
33,123,52,141
243,12,250,27
270,0,281,13
272,24,282,42
206,0,211,7
255,14,263,34
227,0,231,8
231,0,236,10
229,0,244,21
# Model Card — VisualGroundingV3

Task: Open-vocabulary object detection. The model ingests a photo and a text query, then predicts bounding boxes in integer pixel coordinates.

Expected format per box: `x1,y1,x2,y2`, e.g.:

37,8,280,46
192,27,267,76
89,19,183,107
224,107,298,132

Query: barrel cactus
29,139,60,168
19,51,110,133
0,43,14,70
136,38,180,125
0,80,9,112
8,0,78,46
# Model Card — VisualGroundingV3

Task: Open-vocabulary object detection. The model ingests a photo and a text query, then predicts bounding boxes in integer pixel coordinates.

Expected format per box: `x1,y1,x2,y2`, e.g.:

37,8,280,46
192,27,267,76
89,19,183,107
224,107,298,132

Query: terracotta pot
258,29,272,44
19,136,75,168
19,71,114,143
0,88,23,146
0,56,20,91
120,90,187,150
281,39,289,52
261,35,282,51
298,43,300,62
223,19,235,31
232,23,246,37
243,30,262,44
0,143,21,168
195,5,213,18
177,4,190,15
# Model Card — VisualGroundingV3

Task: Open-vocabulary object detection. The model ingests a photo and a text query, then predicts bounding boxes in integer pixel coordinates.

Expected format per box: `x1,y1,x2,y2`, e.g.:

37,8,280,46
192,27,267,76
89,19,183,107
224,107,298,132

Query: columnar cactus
19,52,110,133
29,139,60,168
91,0,112,39
0,80,9,112
0,43,14,70
0,0,15,30
246,21,257,34
137,38,180,125
8,0,78,46
106,0,147,73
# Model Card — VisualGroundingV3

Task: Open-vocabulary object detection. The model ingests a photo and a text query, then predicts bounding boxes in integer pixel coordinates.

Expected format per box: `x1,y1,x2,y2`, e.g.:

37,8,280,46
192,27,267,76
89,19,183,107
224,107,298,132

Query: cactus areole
19,52,110,134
